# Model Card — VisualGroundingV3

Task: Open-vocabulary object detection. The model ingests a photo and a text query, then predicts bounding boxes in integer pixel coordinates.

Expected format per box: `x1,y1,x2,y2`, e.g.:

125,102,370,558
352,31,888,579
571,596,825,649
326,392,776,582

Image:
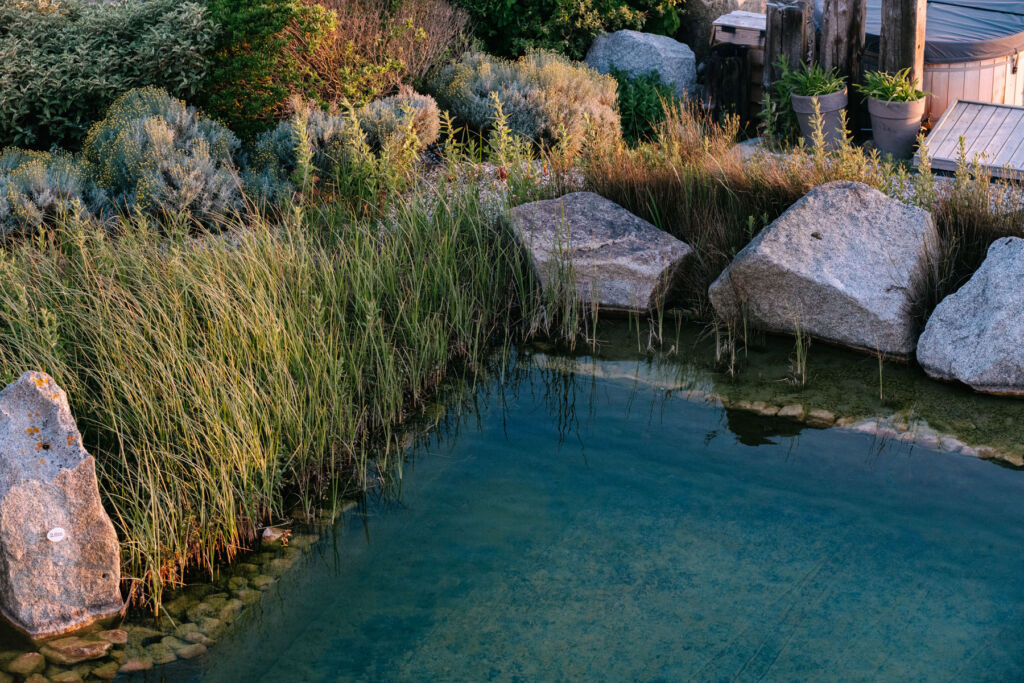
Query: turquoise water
164,355,1024,681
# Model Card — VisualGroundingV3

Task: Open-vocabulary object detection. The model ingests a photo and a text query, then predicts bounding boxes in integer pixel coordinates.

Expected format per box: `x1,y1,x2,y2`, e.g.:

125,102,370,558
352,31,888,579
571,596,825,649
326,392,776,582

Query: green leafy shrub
429,51,620,155
0,149,107,238
458,0,680,59
0,0,216,150
611,69,677,145
857,68,927,102
358,87,441,150
82,88,243,223
200,0,335,139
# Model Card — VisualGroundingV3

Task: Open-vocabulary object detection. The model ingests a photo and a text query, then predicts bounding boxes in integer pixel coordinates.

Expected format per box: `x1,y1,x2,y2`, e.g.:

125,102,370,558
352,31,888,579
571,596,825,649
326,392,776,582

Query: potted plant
776,60,848,149
858,68,928,159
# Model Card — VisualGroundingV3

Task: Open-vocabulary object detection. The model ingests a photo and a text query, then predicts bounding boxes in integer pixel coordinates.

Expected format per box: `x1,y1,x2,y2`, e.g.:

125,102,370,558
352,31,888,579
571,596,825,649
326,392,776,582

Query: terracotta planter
868,96,927,159
790,88,848,149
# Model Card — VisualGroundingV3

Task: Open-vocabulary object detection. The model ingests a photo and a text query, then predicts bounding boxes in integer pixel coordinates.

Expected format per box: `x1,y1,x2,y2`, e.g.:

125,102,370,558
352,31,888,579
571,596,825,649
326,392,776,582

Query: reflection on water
154,350,1024,682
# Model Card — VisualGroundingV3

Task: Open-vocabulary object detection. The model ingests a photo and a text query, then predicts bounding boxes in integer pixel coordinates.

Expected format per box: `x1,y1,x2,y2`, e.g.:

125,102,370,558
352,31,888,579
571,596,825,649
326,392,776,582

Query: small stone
835,416,857,427
118,658,153,673
805,409,836,428
755,404,780,417
267,558,293,576
24,674,48,683
125,626,163,645
186,601,213,622
174,622,200,637
109,651,126,665
8,652,45,676
182,631,213,646
160,636,189,653
251,574,276,591
236,588,260,605
236,563,259,576
40,637,111,665
197,617,224,639
227,576,249,593
177,643,207,660
90,661,120,680
146,643,176,666
940,436,966,452
50,670,82,683
162,596,191,618
95,630,127,648
218,599,244,624
777,404,806,420
849,420,878,435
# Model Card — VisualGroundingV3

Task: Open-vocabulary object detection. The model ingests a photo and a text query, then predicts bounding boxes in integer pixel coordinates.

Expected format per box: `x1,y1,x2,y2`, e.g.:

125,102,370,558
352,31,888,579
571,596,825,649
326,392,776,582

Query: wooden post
879,0,926,84
762,0,815,93
821,0,867,131
820,0,866,79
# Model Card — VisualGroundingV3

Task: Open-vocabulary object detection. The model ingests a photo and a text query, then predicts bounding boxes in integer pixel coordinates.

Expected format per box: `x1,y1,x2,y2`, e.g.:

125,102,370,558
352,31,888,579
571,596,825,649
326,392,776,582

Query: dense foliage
458,0,681,60
0,0,215,150
82,88,243,223
201,0,469,139
200,0,334,140
611,69,677,145
430,51,620,156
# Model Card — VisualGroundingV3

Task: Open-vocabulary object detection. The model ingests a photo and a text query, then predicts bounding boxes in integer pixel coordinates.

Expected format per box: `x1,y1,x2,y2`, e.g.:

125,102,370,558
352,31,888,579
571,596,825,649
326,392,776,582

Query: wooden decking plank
934,103,983,159
915,100,1024,178
990,113,1024,167
966,106,1012,162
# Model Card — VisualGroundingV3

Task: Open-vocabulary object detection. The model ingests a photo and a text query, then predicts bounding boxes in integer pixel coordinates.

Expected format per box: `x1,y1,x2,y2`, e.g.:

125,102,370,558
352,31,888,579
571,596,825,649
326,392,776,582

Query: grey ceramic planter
790,89,848,149
868,96,927,159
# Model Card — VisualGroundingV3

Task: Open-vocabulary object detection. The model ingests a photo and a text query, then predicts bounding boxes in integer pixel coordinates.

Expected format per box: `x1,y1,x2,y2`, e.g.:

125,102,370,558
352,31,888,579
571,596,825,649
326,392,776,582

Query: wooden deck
915,99,1024,179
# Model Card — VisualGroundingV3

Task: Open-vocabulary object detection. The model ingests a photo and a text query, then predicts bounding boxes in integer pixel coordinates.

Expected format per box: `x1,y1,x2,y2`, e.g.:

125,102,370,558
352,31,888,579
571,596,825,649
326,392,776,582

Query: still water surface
168,356,1024,681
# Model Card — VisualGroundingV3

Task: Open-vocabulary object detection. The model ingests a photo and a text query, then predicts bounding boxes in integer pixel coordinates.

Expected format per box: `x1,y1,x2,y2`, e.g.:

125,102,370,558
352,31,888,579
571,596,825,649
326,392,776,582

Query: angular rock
39,636,111,665
585,30,697,98
917,237,1024,395
0,372,122,639
506,192,694,312
709,181,938,359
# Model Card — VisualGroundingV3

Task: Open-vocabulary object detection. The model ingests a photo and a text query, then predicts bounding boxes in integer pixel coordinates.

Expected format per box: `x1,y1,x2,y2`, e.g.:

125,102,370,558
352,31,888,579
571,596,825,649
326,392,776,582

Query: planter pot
868,96,927,159
790,88,848,149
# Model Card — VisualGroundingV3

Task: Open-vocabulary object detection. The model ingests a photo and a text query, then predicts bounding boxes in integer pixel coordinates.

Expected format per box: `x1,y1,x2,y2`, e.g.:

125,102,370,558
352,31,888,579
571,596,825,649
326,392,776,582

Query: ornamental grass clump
0,163,547,608
0,149,107,238
82,88,243,224
430,51,620,158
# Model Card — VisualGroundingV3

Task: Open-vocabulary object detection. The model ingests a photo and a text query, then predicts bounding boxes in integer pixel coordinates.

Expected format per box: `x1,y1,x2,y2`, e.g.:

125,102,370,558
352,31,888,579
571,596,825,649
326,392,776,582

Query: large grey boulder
708,181,938,359
917,237,1024,395
585,30,696,98
0,372,122,638
506,192,694,312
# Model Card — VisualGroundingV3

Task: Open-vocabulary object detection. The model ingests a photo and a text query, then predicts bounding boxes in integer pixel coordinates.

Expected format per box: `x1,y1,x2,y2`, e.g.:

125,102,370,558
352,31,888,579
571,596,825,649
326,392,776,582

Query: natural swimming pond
152,343,1024,682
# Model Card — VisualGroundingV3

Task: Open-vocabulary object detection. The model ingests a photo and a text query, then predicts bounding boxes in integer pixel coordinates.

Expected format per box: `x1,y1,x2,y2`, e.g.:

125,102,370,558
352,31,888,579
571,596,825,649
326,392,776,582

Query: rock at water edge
0,372,122,638
708,181,938,359
917,237,1024,395
506,192,694,313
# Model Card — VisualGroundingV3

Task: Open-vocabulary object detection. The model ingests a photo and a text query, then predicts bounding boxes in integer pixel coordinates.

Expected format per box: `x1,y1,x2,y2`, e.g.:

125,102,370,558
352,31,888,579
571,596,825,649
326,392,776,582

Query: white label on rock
47,527,66,543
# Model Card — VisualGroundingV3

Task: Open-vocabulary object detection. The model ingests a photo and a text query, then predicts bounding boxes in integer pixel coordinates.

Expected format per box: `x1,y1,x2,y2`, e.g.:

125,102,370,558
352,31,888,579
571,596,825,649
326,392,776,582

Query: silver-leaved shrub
82,88,243,223
358,87,441,151
0,149,107,238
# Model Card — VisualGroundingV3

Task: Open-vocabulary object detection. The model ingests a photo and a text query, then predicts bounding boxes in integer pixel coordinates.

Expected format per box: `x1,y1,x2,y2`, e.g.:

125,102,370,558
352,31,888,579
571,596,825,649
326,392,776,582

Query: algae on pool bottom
135,340,1024,682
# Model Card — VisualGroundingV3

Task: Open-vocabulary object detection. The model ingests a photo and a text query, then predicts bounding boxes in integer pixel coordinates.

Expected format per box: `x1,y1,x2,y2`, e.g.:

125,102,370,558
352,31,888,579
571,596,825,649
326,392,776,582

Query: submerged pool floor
175,357,1024,681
